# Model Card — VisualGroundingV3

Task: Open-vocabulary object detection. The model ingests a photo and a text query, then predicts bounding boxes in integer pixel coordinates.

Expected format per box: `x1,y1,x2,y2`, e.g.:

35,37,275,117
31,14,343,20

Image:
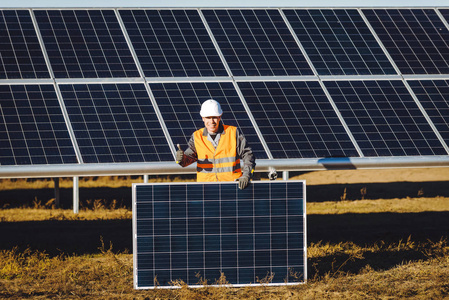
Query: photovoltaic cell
324,80,447,156
34,10,140,78
363,9,449,75
408,80,449,145
149,81,268,159
59,83,172,163
133,181,306,288
238,81,359,159
119,9,228,77
0,84,77,165
283,9,396,76
0,10,50,79
441,9,449,22
202,9,314,76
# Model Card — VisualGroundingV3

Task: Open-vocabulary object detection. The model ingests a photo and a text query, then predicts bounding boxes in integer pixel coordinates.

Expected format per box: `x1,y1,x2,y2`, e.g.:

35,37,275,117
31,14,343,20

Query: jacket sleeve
179,133,198,167
236,130,256,178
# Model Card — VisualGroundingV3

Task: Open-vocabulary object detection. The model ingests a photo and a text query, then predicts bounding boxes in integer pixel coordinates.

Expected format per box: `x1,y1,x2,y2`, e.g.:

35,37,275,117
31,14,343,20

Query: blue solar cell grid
149,81,268,159
324,80,447,156
133,181,306,288
59,83,173,163
202,9,314,76
363,9,449,75
408,80,449,145
284,9,396,76
238,81,359,159
0,84,77,165
441,9,449,23
0,10,50,79
34,9,140,78
120,9,228,77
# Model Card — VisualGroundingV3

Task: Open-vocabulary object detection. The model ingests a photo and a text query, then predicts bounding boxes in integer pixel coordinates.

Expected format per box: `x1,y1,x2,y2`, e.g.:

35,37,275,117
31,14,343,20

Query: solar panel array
133,180,306,288
1,7,449,173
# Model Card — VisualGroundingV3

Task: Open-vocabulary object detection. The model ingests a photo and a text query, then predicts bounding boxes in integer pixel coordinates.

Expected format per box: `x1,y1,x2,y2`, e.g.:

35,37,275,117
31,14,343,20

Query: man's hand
236,176,250,190
176,144,184,164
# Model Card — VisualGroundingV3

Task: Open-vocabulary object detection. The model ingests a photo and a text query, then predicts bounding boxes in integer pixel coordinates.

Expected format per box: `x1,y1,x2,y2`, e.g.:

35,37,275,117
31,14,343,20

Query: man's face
202,116,221,133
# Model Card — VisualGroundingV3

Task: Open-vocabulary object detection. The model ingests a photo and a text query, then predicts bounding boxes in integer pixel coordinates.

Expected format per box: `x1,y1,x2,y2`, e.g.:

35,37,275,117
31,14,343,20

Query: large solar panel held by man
132,180,306,288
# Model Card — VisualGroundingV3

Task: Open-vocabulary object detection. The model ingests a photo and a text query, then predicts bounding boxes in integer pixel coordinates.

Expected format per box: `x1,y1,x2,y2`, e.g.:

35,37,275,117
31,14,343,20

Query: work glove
176,144,184,164
236,176,250,190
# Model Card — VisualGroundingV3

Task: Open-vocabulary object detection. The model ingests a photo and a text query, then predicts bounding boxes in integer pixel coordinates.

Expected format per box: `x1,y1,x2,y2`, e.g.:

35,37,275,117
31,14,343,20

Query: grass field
1,168,449,299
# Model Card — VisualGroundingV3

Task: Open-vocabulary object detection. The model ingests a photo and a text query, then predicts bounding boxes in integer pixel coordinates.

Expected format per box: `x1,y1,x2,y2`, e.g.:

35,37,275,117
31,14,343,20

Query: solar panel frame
201,9,314,77
0,83,78,165
0,9,50,79
408,79,449,146
58,82,173,163
132,180,307,289
119,9,229,78
34,9,140,79
2,7,449,175
148,80,269,160
361,8,449,75
324,79,448,157
283,9,397,76
237,80,361,159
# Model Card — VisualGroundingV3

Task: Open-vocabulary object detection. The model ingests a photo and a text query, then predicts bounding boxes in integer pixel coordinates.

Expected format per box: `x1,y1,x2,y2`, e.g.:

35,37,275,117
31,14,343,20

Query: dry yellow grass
291,167,449,185
308,196,449,214
0,207,131,222
1,168,449,298
0,175,194,191
0,238,448,299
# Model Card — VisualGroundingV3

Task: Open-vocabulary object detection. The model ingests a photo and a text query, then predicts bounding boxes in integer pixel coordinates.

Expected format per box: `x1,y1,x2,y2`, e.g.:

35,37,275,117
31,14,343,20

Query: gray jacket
178,122,256,178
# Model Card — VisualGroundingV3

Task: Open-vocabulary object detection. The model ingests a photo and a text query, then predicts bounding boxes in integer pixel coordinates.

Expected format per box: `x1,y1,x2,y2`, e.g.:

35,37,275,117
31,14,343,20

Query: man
176,99,256,189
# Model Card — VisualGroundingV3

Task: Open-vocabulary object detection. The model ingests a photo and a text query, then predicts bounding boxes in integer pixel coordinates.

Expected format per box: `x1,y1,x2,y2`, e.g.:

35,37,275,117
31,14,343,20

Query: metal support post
283,171,289,181
144,174,149,183
73,176,79,214
53,177,60,209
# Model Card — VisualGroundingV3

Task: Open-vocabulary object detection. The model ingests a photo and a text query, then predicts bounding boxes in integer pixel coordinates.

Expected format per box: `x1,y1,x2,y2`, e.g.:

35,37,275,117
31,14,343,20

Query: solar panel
441,9,449,22
133,180,306,288
148,81,269,159
408,80,449,144
0,84,78,165
119,9,228,78
238,80,359,159
0,10,50,79
34,9,140,78
363,9,449,75
283,9,396,76
324,80,448,156
59,83,173,163
2,7,449,173
202,9,314,76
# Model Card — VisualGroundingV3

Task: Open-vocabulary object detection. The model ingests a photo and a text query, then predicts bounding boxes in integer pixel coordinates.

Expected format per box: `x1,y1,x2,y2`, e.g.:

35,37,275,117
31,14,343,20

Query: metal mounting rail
1,156,449,178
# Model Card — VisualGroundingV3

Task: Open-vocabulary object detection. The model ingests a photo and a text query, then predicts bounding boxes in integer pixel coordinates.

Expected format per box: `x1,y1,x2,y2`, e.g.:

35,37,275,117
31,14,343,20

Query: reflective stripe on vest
194,125,242,182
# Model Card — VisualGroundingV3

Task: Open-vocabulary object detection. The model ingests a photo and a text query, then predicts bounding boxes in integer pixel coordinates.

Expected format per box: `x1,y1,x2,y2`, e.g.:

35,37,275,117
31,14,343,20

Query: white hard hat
200,99,223,117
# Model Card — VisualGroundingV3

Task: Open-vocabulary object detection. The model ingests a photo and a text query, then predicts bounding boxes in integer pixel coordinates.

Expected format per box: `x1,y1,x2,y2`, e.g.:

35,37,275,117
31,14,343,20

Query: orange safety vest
194,125,242,182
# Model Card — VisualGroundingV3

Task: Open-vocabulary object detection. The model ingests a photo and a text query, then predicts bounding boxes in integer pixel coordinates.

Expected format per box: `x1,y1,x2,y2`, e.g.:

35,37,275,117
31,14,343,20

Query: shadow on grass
2,180,448,209
1,211,448,258
0,219,132,256
307,211,449,278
